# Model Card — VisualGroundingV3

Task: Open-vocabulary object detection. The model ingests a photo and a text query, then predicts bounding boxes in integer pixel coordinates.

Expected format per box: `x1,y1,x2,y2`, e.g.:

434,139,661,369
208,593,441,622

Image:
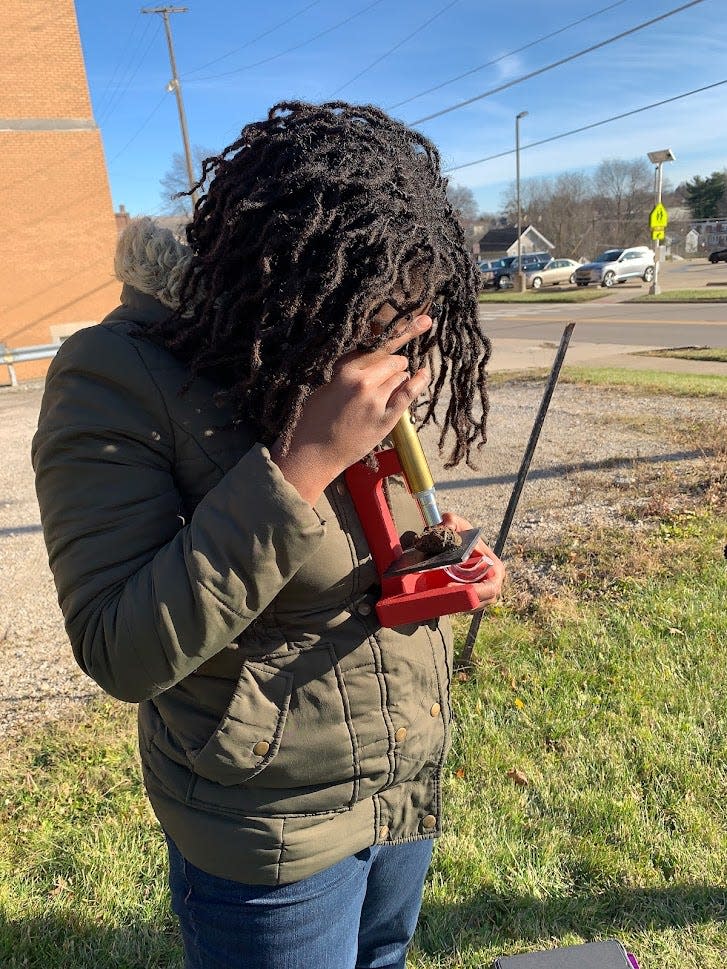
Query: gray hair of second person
114,217,191,310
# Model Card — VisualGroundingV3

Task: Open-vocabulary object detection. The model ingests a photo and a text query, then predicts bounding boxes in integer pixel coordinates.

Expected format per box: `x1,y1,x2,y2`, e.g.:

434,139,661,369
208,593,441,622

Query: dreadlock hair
147,100,491,467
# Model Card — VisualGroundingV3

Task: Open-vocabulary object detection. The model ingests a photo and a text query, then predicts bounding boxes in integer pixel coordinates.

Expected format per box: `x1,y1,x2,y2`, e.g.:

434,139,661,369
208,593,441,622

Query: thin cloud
494,53,525,82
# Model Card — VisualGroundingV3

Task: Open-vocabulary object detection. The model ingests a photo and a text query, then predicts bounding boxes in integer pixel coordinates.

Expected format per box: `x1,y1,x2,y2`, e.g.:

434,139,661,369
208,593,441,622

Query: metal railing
1,342,61,387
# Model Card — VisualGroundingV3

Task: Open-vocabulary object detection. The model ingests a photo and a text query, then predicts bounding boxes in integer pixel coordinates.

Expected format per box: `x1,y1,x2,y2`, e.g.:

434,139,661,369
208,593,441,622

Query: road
479,258,727,350
479,297,727,349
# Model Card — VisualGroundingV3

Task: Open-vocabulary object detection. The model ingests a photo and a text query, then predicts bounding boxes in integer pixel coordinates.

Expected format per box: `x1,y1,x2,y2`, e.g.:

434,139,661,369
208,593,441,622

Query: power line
388,0,628,111
442,79,727,174
93,13,147,119
107,93,169,168
97,19,162,126
331,0,461,96
182,0,326,77
187,0,387,82
410,0,708,126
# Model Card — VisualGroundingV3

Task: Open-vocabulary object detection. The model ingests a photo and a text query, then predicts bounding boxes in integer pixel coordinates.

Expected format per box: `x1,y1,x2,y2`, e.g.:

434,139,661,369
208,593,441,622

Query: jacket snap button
356,602,372,616
378,825,389,841
253,740,270,757
430,703,441,718
394,726,407,742
421,814,437,831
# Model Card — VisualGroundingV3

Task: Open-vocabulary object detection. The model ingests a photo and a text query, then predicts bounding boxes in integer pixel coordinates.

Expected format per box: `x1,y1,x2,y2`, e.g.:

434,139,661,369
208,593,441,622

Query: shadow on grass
3,886,725,966
437,449,709,492
417,883,727,955
0,911,182,969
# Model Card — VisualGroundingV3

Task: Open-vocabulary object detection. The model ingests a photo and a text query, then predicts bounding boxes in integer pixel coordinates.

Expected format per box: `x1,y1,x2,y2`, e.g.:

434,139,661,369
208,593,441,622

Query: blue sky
75,0,726,217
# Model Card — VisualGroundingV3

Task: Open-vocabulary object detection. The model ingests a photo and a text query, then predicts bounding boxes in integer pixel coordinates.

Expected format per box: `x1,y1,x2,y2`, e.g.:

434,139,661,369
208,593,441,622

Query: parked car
492,251,552,289
574,246,655,287
708,248,727,263
477,259,498,287
479,256,516,288
524,258,581,289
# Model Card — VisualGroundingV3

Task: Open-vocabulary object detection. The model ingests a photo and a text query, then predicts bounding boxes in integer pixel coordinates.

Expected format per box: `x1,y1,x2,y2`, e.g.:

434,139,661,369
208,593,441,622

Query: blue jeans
166,834,434,969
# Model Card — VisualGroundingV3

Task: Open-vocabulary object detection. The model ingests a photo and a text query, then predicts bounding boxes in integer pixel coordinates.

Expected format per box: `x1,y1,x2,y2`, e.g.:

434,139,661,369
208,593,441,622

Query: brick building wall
0,0,119,382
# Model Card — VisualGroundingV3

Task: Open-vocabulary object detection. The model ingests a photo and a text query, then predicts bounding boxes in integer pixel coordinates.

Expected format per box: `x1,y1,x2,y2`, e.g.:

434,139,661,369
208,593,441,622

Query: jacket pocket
188,661,293,786
186,644,365,817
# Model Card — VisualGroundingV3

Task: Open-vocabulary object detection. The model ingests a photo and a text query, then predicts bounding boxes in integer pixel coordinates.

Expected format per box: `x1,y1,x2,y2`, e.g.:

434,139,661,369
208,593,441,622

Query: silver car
574,246,655,287
524,258,580,289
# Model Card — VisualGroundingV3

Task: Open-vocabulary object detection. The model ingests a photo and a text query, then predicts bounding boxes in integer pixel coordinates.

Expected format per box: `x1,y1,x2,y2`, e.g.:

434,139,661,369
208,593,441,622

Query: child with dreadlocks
33,101,504,969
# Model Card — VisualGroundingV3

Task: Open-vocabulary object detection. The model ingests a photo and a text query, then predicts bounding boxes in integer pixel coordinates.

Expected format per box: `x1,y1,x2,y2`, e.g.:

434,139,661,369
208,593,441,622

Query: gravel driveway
1,377,723,743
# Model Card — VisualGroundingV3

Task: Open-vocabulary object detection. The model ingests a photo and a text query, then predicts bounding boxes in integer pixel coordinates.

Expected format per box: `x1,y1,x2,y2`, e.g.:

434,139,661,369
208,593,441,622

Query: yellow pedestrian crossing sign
649,203,668,230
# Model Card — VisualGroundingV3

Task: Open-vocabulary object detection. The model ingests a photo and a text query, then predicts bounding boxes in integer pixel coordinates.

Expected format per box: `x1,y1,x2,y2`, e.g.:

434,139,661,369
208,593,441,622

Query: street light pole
646,148,675,296
515,111,528,292
142,5,199,207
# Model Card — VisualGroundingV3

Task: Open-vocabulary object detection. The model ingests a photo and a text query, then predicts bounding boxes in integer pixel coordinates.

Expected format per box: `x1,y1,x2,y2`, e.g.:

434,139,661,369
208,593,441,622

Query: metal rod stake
457,321,576,667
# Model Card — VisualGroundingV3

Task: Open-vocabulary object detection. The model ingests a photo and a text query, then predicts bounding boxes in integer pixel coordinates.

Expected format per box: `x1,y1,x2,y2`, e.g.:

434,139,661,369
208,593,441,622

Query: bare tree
446,182,480,221
543,172,595,258
446,182,493,252
501,157,658,257
501,171,594,258
592,158,653,247
159,145,216,215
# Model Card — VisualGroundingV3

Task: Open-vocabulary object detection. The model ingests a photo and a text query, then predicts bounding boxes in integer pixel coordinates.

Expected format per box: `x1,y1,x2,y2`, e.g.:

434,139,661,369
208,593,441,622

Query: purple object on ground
627,955,640,968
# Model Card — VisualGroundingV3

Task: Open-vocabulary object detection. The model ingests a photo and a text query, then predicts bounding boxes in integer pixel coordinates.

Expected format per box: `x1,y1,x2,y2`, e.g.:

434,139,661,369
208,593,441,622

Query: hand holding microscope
345,323,575,658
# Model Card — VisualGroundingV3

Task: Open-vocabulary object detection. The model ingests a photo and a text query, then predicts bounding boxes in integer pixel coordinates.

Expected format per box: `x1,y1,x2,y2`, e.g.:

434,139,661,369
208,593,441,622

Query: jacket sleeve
31,325,326,703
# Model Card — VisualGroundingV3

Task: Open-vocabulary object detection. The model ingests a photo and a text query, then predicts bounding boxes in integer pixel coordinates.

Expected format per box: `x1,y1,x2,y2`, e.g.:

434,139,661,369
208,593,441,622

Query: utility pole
141,5,199,206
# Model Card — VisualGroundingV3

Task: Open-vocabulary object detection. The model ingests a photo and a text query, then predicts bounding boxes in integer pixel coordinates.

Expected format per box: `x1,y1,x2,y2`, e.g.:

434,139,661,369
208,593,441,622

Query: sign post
646,149,675,296
649,201,668,295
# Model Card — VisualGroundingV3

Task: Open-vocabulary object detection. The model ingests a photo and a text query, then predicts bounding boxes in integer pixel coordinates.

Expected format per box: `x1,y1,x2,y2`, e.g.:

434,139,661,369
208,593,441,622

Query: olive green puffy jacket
32,286,454,885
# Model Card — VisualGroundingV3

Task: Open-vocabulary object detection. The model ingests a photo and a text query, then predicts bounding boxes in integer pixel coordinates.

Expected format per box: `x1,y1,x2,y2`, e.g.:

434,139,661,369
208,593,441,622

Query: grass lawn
641,348,727,364
1,512,725,968
1,367,725,968
415,511,727,968
479,289,608,304
630,289,727,302
557,367,727,399
490,367,727,399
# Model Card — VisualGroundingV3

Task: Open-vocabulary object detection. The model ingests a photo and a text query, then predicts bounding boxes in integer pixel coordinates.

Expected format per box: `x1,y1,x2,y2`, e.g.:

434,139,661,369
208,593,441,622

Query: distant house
462,219,491,255
695,219,727,249
477,224,554,258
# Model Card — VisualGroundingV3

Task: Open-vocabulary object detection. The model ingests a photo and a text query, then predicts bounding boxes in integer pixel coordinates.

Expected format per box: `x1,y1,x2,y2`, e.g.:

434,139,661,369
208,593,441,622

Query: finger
340,315,431,372
469,579,502,607
442,513,489,559
377,313,433,357
441,511,471,532
384,367,430,417
471,552,505,594
344,352,410,385
441,513,503,568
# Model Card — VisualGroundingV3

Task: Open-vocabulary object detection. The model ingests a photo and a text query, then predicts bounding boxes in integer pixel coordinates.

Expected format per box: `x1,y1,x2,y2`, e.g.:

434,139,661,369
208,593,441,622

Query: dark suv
479,256,516,288
708,248,727,264
491,252,552,289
